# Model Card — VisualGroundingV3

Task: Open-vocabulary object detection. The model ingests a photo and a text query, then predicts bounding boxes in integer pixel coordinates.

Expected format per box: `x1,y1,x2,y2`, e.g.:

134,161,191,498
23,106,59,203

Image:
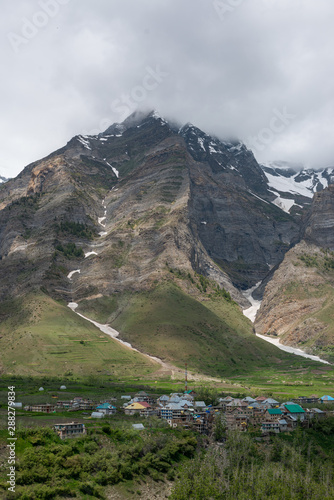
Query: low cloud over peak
1,0,334,176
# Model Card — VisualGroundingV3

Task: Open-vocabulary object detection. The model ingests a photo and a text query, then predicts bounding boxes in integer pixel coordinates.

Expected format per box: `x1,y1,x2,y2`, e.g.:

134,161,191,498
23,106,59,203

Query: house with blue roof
320,395,334,403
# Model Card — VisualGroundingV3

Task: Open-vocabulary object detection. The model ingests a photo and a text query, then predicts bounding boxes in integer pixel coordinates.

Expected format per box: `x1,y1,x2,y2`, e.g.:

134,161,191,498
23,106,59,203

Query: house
305,408,326,420
218,396,234,410
54,422,86,439
134,391,155,404
124,402,152,416
293,396,319,405
24,404,56,413
121,395,131,400
320,395,334,403
56,401,72,410
193,417,209,434
242,397,256,404
312,408,326,419
194,401,207,410
91,412,104,418
160,402,192,420
138,402,155,417
169,394,184,403
134,391,149,401
249,406,266,427
262,398,280,407
264,408,283,422
285,415,298,429
157,395,169,406
96,403,116,415
69,398,96,411
226,413,248,431
283,404,306,422
261,421,280,434
278,419,288,432
184,390,197,399
225,399,245,412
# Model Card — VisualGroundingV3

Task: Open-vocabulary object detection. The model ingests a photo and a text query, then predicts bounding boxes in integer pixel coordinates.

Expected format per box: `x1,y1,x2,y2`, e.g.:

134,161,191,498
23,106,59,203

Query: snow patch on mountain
106,161,119,178
77,136,92,150
68,269,80,280
264,171,314,198
85,251,98,258
270,191,295,213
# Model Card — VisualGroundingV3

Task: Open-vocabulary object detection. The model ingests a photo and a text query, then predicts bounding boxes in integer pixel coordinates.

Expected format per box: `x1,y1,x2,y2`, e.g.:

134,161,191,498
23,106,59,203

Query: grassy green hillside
76,282,321,378
0,293,157,377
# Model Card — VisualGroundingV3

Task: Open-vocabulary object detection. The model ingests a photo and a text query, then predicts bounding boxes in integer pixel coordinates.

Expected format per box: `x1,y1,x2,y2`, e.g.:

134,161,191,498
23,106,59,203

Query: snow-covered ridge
261,162,334,198
260,162,334,213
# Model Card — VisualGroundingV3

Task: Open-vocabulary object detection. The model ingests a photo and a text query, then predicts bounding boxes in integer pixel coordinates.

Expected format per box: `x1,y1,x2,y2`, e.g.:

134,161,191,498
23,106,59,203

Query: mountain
260,161,334,215
0,110,332,376
0,175,9,184
255,185,334,362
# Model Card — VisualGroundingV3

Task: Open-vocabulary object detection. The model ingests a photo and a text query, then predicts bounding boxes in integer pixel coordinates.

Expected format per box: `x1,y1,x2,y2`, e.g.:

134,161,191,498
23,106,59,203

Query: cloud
1,0,334,177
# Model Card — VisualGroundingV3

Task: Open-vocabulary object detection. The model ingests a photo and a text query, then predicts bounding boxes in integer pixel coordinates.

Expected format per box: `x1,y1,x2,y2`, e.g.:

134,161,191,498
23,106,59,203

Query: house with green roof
283,403,305,421
264,408,282,422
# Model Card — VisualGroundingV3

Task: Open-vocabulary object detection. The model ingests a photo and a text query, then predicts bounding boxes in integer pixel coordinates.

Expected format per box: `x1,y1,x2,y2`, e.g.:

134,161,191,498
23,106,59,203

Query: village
18,388,334,440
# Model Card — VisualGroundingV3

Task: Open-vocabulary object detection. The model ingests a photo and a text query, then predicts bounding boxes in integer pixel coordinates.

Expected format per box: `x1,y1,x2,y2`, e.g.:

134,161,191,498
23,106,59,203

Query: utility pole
185,363,188,392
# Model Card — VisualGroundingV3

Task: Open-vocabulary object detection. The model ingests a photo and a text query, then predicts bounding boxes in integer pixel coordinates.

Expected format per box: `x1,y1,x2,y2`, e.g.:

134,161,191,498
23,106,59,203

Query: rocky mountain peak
102,109,169,137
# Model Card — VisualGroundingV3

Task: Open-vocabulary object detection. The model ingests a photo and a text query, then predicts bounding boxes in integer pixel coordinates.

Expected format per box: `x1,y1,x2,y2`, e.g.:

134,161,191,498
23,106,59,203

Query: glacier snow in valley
242,283,262,323
256,333,331,365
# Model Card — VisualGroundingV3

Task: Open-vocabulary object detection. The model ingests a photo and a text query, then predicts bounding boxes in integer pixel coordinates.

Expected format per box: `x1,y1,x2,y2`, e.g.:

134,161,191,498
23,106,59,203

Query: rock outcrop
255,186,334,362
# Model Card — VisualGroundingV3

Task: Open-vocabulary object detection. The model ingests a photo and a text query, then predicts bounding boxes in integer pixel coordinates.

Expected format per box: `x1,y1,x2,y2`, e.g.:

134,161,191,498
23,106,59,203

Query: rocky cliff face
255,186,334,361
303,184,334,249
0,110,302,305
179,124,299,289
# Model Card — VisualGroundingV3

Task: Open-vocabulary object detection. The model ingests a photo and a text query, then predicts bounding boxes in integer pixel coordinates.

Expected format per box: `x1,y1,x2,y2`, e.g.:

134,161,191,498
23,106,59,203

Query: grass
0,283,333,397
76,282,331,381
0,292,157,378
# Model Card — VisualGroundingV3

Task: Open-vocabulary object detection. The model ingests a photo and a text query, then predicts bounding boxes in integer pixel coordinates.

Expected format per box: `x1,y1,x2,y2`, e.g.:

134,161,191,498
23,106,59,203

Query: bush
55,242,84,259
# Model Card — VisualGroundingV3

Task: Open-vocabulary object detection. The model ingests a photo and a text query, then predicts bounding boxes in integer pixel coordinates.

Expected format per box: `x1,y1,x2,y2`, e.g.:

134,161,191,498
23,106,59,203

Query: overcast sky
1,0,334,178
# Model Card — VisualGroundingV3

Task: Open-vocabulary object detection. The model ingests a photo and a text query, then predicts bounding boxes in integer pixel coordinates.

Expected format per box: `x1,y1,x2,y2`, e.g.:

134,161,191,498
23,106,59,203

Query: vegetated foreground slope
0,293,157,377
